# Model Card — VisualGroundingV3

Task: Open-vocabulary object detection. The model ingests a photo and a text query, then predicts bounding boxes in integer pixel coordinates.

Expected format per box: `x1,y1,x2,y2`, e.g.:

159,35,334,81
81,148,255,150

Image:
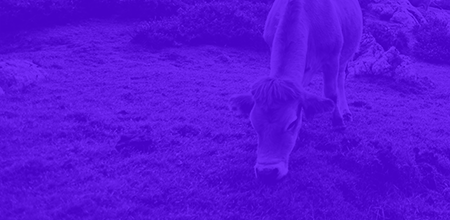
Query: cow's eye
287,118,298,131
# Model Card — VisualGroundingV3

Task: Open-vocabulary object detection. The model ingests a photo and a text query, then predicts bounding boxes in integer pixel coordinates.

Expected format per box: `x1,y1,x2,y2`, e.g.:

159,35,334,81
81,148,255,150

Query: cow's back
264,0,362,83
263,0,288,49
304,0,362,63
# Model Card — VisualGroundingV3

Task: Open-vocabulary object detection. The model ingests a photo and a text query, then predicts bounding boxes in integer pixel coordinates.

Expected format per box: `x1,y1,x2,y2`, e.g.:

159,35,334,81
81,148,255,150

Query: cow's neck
269,0,308,86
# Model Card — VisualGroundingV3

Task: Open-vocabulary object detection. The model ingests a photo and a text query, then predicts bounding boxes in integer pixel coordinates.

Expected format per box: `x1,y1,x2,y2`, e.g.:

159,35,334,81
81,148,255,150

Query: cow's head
230,77,334,182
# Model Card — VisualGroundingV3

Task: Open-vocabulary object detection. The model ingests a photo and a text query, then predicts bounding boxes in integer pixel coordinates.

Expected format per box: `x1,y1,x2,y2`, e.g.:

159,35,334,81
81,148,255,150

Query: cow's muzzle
254,162,288,183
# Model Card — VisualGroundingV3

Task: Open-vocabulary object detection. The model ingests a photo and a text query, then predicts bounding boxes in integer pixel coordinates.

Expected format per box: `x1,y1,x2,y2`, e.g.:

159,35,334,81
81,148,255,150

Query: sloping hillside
1,19,449,219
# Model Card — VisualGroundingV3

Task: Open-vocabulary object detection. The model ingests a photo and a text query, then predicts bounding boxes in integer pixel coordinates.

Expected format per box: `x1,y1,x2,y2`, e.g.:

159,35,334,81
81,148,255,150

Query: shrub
413,17,450,64
74,0,186,19
0,0,77,31
0,0,189,31
132,1,270,49
132,17,181,48
177,1,268,47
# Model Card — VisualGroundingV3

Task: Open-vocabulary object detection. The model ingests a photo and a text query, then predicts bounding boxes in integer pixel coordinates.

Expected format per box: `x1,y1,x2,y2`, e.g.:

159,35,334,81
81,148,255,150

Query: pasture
1,19,450,219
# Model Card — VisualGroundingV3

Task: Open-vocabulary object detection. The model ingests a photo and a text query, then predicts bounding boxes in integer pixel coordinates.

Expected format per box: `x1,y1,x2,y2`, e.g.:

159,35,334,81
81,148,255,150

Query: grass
1,20,450,219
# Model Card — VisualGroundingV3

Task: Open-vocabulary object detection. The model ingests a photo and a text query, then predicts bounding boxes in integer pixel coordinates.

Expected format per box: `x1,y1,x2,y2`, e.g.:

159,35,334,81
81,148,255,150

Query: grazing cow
230,0,362,182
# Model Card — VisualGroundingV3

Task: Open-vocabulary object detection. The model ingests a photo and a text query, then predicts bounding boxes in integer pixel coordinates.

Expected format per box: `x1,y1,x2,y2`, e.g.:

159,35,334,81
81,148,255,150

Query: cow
229,0,363,182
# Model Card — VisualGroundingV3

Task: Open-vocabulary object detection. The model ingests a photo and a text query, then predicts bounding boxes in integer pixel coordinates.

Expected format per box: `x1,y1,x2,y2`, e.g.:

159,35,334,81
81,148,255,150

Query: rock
356,32,384,59
349,32,384,76
349,33,412,79
409,0,432,10
431,0,450,10
364,18,412,53
0,60,48,93
367,0,426,29
349,34,434,92
425,7,450,32
391,8,421,27
372,46,412,78
368,3,397,20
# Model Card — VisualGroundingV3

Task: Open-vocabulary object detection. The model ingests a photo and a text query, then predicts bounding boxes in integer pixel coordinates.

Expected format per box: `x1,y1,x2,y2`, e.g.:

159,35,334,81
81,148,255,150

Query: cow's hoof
343,112,353,122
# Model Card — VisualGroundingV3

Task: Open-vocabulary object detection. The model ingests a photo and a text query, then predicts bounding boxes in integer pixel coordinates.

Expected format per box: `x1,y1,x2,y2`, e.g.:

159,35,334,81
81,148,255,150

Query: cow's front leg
323,56,344,128
338,63,352,122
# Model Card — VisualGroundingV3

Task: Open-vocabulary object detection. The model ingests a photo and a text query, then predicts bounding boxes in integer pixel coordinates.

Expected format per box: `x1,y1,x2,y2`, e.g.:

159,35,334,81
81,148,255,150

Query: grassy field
1,19,450,219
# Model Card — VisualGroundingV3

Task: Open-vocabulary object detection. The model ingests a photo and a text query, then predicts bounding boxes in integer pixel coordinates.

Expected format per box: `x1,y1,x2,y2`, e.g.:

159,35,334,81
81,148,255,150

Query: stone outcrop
349,32,411,78
348,32,434,91
366,0,426,29
431,0,450,10
349,32,409,76
409,0,432,10
426,6,450,30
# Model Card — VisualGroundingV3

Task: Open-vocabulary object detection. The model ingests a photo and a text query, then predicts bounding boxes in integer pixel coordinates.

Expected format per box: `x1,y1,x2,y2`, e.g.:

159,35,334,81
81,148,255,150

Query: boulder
349,33,412,79
0,60,48,94
431,0,450,10
425,6,450,31
367,0,426,29
349,32,434,91
409,0,432,10
349,32,384,76
372,46,412,78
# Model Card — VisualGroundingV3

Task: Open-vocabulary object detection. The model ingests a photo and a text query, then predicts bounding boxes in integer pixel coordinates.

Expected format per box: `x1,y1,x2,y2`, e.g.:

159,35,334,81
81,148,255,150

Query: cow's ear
300,92,335,120
229,94,254,117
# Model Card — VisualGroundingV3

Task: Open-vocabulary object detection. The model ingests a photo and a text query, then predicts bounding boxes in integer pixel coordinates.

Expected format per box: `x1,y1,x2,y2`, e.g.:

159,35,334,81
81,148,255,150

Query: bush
177,1,268,47
0,0,189,31
132,17,181,48
413,17,450,64
132,1,270,49
365,22,410,54
74,0,186,19
0,0,77,31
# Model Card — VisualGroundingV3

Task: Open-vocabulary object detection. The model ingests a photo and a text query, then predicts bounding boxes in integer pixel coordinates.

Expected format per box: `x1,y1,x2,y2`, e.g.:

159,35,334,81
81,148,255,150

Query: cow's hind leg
323,56,344,128
338,62,352,122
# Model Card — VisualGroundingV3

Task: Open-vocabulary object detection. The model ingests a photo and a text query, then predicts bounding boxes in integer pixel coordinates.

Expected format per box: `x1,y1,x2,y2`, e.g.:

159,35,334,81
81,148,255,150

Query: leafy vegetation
0,0,270,49
132,17,182,48
132,1,270,49
75,0,187,18
0,0,189,31
0,0,77,30
413,17,450,65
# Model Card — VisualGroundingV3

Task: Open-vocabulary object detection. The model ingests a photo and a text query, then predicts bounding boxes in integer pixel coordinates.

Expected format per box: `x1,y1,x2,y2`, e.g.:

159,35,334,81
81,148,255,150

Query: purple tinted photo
0,0,449,219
